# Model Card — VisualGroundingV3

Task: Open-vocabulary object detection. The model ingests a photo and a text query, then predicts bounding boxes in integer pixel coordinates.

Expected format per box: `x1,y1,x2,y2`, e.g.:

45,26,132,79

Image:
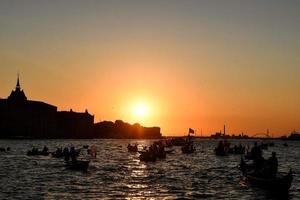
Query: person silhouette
268,152,278,178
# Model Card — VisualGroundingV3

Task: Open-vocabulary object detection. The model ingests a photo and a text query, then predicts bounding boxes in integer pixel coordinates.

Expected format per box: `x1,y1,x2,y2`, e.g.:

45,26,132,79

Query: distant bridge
252,133,271,138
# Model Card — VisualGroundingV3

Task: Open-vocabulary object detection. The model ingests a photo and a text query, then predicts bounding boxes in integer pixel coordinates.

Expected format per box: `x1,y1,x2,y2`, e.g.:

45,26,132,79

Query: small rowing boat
127,144,138,152
65,160,90,171
240,158,293,195
139,151,156,162
27,151,49,156
181,143,195,154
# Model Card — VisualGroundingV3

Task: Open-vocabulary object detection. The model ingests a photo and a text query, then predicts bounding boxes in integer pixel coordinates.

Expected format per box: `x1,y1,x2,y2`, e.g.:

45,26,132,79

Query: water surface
0,139,299,199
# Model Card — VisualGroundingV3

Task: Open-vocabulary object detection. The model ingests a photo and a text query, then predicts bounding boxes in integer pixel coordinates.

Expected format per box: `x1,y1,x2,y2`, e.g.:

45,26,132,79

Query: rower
42,146,48,153
267,152,278,178
217,141,224,150
251,142,262,159
70,147,77,161
63,147,70,161
251,142,264,172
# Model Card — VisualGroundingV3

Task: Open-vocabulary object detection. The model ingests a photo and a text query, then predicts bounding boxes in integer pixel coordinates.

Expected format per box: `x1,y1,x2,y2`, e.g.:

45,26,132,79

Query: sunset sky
0,1,299,136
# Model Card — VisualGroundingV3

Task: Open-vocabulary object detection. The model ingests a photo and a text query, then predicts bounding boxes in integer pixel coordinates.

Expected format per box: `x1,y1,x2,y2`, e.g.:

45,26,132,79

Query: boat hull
245,172,293,194
66,160,90,172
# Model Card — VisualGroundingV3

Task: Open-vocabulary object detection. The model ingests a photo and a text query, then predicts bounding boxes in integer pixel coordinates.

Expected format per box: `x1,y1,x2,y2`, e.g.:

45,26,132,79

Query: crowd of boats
214,140,292,196
126,136,293,196
0,136,294,196
127,135,196,162
241,143,292,196
25,145,96,171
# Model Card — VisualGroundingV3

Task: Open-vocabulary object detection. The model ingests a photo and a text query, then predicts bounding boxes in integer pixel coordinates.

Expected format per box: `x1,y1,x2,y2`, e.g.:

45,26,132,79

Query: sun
128,99,155,124
133,103,148,117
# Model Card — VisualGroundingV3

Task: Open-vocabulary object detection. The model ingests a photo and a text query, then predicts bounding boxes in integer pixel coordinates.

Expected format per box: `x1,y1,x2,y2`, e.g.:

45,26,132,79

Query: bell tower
7,74,27,102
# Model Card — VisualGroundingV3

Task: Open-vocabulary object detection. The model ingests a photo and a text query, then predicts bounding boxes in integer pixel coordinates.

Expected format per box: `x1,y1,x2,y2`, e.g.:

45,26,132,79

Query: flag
189,128,195,134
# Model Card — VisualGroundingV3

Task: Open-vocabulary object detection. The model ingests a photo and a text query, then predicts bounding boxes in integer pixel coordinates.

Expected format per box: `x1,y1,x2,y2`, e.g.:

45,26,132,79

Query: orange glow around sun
125,98,157,125
133,103,148,117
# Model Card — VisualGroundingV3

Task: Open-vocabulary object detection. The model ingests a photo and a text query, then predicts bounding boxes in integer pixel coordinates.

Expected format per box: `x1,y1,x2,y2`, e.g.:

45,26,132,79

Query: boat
52,150,80,158
156,150,166,159
181,143,195,154
214,140,230,156
244,171,293,193
139,151,156,162
227,145,245,155
127,144,138,152
27,150,49,156
214,147,227,156
260,143,268,150
170,137,187,146
51,152,65,158
240,158,293,194
180,129,196,154
65,160,90,171
0,147,6,152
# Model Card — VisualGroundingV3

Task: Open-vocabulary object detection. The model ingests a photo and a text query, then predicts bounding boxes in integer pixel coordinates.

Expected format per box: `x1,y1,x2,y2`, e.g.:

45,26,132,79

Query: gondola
240,158,293,194
27,150,49,156
139,151,156,162
127,144,138,152
170,137,186,146
156,151,166,159
65,160,90,171
51,152,65,158
214,148,227,156
52,150,80,158
181,144,195,154
227,147,245,155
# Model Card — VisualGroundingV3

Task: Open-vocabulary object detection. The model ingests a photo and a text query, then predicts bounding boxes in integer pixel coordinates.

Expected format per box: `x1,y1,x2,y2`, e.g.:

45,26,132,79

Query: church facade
0,76,94,138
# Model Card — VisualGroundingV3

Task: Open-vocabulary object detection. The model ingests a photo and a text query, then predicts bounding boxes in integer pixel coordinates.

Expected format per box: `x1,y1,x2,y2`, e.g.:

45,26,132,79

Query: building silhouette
0,76,94,138
0,76,161,139
93,120,161,139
